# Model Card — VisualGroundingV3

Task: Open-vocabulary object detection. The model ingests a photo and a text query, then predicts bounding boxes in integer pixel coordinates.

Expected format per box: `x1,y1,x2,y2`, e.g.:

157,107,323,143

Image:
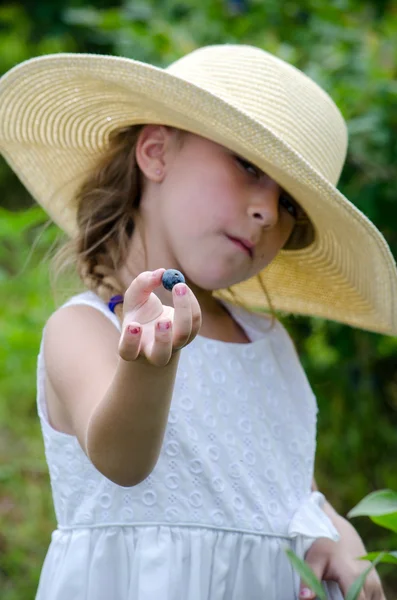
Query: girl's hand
299,526,386,600
118,268,202,366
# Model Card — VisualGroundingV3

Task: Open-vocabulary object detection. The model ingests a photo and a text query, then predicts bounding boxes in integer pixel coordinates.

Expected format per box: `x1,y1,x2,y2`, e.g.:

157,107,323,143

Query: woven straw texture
0,44,396,335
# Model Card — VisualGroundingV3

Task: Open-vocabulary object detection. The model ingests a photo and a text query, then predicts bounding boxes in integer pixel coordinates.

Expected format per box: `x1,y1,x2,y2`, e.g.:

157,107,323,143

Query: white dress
35,291,343,600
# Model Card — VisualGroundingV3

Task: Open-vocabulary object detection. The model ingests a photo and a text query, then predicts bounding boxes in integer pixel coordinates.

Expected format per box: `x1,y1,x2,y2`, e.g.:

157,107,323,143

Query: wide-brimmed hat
0,44,396,335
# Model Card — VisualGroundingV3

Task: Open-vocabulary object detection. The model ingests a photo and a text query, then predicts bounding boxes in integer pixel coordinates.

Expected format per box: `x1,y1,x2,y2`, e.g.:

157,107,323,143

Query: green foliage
348,489,397,520
1,0,397,597
364,551,397,564
349,489,397,550
0,210,59,599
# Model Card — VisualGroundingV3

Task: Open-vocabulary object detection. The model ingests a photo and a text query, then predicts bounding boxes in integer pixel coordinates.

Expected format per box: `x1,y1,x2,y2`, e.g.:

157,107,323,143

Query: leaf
285,549,327,600
347,489,397,518
371,513,397,533
361,551,397,565
345,553,385,600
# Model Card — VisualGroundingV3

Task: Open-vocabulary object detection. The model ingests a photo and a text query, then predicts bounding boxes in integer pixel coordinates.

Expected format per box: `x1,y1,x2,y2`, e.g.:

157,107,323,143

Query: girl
0,44,394,600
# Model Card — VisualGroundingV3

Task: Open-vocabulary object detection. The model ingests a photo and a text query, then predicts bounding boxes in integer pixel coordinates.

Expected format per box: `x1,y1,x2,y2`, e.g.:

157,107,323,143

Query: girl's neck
199,306,251,344
180,285,251,344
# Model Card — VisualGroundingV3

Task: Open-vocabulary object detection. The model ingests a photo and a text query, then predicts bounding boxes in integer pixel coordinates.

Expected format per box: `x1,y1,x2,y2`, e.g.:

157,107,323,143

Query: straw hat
0,44,396,335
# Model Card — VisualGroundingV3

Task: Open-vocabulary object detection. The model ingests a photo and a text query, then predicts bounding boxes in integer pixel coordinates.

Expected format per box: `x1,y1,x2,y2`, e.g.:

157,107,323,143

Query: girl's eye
235,156,262,179
279,192,298,219
234,154,299,220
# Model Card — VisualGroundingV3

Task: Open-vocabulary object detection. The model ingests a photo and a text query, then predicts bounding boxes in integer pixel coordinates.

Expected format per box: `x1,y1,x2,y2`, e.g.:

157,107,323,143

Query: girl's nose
247,182,280,228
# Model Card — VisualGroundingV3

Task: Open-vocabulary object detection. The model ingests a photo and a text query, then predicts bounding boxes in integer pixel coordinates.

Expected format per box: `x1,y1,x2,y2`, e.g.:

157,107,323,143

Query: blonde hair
52,123,277,325
52,125,145,306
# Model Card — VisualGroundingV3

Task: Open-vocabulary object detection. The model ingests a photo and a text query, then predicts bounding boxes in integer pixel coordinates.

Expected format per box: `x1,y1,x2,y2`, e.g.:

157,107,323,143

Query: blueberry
162,269,186,291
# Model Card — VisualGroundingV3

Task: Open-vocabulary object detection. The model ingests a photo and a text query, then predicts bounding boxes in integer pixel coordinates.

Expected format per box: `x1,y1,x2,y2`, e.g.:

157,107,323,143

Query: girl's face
138,128,297,292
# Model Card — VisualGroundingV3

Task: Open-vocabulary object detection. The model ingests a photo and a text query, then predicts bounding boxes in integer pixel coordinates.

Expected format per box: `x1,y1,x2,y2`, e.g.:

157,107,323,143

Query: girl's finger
298,584,317,599
123,269,165,314
190,288,202,336
118,322,143,362
171,283,193,349
317,571,365,600
183,287,202,346
364,571,386,600
299,555,326,599
145,319,173,367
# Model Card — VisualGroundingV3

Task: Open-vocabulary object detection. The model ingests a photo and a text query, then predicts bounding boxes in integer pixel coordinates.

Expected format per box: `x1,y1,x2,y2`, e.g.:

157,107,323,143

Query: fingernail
175,284,187,296
157,321,171,331
300,588,313,599
127,325,141,335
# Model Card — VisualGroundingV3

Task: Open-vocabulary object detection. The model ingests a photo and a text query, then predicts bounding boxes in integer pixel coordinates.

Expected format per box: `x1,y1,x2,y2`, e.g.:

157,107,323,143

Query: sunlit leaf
348,490,397,518
361,551,397,565
371,513,397,534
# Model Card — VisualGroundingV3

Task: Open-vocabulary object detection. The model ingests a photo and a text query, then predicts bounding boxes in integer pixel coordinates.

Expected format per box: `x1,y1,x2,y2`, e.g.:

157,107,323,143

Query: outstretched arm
45,269,201,487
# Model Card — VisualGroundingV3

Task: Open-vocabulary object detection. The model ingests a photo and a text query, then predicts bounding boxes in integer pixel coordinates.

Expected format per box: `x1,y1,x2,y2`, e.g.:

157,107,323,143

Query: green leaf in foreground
371,513,397,533
345,553,385,600
285,548,327,600
347,489,397,518
361,551,397,565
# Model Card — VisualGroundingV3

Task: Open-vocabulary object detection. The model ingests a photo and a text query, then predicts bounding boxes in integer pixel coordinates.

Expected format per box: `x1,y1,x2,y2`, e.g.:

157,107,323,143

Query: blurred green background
1,0,397,598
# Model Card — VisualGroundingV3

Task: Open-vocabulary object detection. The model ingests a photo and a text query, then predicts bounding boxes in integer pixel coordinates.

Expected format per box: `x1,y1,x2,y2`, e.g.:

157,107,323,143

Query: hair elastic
108,295,124,313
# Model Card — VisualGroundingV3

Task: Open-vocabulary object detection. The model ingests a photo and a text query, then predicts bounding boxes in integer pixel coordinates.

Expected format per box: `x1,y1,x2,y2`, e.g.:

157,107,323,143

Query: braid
80,255,124,299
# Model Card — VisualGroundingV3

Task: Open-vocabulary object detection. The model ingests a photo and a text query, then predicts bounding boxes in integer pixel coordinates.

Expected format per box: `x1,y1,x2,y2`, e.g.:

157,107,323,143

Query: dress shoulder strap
60,290,121,332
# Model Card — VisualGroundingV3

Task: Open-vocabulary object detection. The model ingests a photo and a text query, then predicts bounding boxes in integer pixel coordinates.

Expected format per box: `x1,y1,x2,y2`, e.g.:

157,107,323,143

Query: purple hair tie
108,295,124,313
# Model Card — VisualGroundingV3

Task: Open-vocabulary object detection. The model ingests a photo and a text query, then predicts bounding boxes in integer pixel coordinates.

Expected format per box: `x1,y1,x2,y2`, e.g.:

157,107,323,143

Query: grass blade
285,548,327,600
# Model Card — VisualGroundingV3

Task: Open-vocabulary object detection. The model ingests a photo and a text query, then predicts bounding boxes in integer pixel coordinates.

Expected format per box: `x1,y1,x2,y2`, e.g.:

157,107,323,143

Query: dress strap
61,291,121,332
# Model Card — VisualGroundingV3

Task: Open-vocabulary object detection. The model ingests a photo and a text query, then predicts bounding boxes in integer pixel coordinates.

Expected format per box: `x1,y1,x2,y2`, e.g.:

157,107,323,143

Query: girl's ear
135,125,175,182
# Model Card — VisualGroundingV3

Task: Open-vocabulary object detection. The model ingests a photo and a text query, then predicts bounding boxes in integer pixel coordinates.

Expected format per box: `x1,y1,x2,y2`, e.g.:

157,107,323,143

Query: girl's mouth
227,236,253,257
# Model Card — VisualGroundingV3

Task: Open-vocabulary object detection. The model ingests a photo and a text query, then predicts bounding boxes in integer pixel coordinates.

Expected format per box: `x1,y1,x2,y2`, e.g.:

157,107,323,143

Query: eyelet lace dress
35,291,343,599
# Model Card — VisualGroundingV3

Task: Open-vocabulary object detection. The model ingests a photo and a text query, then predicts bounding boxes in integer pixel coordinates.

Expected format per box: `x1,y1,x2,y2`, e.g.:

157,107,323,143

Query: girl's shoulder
56,290,121,331
41,291,122,436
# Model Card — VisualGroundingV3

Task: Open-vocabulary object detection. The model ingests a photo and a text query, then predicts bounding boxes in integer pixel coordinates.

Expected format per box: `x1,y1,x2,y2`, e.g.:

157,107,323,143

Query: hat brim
0,53,396,335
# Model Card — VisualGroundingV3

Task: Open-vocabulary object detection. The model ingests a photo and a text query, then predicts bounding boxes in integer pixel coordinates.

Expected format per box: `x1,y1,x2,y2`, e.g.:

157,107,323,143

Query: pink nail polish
300,588,313,599
175,284,187,296
127,325,141,335
157,321,171,331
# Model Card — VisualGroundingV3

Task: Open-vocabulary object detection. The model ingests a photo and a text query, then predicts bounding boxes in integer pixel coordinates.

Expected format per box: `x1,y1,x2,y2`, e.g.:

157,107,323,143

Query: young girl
0,44,394,600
